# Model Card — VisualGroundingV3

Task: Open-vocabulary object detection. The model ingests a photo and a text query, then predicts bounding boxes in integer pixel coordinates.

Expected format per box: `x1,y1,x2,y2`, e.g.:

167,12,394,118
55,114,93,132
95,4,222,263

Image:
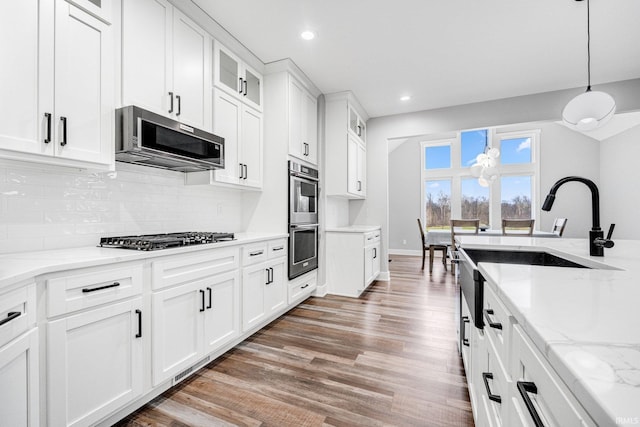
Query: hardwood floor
116,255,474,427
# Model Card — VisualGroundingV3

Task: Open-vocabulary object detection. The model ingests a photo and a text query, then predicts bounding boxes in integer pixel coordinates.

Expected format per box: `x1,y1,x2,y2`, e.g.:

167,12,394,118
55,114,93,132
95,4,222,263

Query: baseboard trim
376,271,390,281
388,249,421,256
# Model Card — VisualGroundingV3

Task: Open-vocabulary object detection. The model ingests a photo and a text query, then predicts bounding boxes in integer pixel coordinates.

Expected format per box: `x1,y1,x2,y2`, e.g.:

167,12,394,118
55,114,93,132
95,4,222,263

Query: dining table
424,229,558,246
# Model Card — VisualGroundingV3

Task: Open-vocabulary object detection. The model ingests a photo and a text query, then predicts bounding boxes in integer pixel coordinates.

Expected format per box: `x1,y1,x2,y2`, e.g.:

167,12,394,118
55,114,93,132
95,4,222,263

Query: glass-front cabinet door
243,66,262,111
214,42,242,95
348,105,365,143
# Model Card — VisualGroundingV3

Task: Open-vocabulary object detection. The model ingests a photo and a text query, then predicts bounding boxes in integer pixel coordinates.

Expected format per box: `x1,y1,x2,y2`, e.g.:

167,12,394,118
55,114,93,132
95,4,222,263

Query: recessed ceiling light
301,31,316,41
400,95,411,101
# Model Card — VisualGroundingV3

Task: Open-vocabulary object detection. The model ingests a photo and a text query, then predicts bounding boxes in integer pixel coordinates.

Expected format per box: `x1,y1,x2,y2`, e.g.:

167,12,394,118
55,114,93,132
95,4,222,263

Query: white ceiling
192,0,640,119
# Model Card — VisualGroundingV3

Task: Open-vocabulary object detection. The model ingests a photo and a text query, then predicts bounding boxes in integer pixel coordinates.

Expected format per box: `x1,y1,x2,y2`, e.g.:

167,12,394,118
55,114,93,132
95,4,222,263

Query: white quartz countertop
458,235,640,426
0,232,287,290
325,225,381,233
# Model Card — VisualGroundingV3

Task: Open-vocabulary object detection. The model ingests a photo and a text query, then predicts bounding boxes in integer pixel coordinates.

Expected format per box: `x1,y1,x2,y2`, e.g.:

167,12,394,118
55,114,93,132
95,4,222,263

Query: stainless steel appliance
99,232,234,251
289,161,318,224
115,106,224,172
288,161,319,279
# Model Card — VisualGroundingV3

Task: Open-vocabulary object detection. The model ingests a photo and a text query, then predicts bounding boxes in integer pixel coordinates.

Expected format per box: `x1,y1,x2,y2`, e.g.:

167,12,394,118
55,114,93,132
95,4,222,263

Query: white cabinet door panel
172,9,209,129
121,0,172,116
152,281,204,386
242,264,267,332
265,260,286,314
241,106,263,189
0,329,39,427
212,89,241,185
48,298,143,427
54,0,112,164
203,271,240,353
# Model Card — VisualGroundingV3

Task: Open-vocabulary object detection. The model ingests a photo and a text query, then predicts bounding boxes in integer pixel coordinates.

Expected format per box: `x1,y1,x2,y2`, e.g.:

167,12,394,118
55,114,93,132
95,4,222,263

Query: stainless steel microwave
115,106,224,172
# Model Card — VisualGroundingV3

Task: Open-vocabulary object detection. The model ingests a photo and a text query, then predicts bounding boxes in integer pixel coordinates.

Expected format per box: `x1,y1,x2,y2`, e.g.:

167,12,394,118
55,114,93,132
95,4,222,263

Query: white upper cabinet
0,0,113,169
213,42,263,112
288,75,318,165
325,91,369,198
122,0,211,130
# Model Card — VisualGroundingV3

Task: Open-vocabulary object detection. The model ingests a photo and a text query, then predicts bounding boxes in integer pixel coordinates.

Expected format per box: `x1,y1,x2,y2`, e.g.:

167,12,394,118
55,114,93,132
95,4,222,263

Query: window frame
421,128,540,231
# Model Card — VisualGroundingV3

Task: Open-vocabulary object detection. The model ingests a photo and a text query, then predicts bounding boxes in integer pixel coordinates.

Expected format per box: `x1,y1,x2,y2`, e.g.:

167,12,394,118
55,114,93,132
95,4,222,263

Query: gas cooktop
99,232,235,251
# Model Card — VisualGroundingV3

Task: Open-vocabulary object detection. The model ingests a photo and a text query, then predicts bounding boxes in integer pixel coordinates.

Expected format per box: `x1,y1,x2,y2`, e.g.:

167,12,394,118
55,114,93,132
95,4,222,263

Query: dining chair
551,217,568,236
450,219,480,273
417,218,447,273
502,219,535,236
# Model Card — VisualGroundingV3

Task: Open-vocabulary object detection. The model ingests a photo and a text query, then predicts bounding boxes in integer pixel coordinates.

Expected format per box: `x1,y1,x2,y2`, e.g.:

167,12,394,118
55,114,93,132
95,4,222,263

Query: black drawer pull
482,372,502,404
518,381,544,427
82,282,120,293
462,316,470,346
135,309,142,338
272,247,284,251
206,287,212,309
0,312,21,327
249,250,264,257
484,308,503,330
300,283,309,289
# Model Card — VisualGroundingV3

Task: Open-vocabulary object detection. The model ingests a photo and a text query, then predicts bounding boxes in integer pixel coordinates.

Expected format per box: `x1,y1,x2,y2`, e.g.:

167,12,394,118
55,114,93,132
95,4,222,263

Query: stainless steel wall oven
288,161,319,279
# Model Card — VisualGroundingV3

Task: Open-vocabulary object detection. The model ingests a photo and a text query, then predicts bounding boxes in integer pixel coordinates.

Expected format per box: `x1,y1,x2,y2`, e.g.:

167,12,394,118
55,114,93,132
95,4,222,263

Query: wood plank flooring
116,255,474,427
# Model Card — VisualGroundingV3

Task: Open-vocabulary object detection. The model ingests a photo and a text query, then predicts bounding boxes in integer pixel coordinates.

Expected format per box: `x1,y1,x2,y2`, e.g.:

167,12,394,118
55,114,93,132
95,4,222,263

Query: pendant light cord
586,0,591,91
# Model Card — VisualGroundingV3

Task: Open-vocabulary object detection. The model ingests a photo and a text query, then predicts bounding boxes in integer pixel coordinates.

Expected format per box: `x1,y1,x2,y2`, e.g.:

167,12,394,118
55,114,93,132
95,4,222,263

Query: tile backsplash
0,161,244,254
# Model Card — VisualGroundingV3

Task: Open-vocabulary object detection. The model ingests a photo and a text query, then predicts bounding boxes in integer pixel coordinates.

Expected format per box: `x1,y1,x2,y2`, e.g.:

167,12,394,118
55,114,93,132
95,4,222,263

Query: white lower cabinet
47,297,144,427
326,228,381,298
0,329,39,427
151,270,240,386
242,259,286,332
462,282,595,427
288,270,317,305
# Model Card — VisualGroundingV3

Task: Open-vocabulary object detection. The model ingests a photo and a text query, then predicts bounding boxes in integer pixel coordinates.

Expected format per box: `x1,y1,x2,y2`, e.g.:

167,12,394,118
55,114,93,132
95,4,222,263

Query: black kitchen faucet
541,176,615,256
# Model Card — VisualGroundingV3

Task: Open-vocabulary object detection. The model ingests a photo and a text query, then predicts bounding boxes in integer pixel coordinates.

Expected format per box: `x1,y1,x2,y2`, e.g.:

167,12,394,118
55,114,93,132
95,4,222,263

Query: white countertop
458,235,640,426
0,232,287,290
325,225,381,233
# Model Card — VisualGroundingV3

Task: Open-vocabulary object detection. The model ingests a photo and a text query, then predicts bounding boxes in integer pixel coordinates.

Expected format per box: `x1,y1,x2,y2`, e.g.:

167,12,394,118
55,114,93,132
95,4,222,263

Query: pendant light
562,0,616,131
470,133,499,188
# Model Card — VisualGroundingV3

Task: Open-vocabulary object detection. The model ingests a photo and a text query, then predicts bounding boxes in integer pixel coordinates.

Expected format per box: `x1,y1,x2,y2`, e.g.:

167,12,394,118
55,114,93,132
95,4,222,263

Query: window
421,129,539,230
425,180,451,229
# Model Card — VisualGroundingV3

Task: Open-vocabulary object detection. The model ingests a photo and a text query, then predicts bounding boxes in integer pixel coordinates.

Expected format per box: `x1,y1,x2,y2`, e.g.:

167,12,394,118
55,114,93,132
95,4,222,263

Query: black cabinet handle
176,95,181,116
243,79,248,96
517,381,544,427
0,311,21,327
373,247,377,259
44,113,52,144
249,250,264,257
357,180,362,191
239,163,244,179
272,246,284,252
265,268,271,285
82,281,120,293
168,91,174,113
243,164,248,180
300,283,309,289
462,316,470,346
357,125,362,136
60,116,67,146
135,309,142,338
199,289,205,312
482,372,502,404
206,287,212,309
484,308,503,330
238,77,244,93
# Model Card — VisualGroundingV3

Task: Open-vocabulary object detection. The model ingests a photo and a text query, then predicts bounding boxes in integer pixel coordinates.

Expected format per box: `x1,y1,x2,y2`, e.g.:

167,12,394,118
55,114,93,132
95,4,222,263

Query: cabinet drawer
288,271,317,305
0,283,36,348
152,248,239,291
47,264,143,317
484,284,511,372
243,242,268,266
511,325,595,427
477,332,511,427
268,239,287,259
364,230,380,244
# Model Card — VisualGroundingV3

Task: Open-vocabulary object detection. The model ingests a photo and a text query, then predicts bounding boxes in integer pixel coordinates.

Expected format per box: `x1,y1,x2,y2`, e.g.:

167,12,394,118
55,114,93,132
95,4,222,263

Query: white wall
600,124,640,240
0,161,244,254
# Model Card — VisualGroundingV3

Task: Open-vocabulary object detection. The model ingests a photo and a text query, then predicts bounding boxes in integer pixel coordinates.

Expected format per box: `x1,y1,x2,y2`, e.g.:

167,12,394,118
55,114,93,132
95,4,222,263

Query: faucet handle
606,223,615,240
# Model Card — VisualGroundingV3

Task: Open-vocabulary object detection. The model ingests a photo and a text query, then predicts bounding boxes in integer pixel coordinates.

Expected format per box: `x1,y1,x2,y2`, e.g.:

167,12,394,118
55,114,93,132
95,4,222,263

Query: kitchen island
457,235,640,427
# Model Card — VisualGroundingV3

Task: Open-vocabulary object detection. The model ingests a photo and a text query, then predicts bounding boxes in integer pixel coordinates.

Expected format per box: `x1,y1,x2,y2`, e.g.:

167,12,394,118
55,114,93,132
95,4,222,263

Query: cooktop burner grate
99,232,235,251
